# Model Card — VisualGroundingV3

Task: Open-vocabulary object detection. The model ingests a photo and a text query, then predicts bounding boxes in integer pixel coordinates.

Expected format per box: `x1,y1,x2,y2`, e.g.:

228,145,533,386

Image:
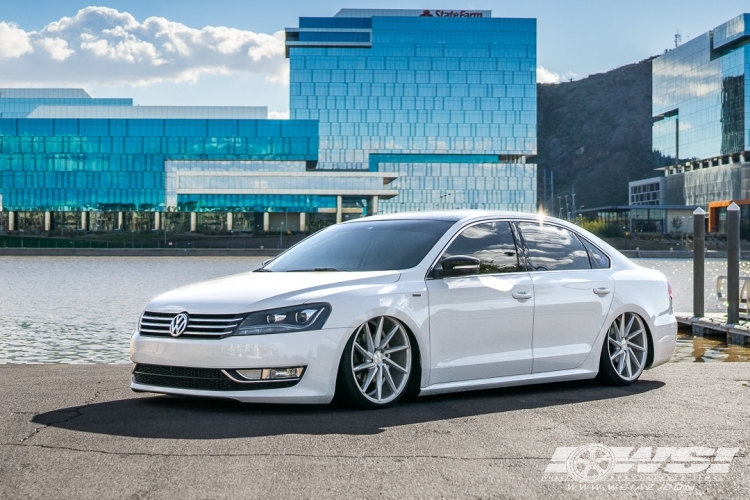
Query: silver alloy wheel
351,316,412,405
607,312,648,381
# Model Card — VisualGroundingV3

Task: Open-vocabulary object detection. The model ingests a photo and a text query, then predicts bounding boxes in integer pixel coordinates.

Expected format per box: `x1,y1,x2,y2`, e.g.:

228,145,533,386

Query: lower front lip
129,327,353,404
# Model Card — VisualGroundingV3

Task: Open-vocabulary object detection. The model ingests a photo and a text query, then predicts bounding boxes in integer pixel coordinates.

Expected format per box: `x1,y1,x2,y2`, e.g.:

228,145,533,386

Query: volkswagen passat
130,211,676,408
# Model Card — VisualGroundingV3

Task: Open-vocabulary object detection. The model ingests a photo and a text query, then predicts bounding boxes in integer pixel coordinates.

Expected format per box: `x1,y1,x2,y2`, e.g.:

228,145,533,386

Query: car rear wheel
336,316,413,409
598,312,649,386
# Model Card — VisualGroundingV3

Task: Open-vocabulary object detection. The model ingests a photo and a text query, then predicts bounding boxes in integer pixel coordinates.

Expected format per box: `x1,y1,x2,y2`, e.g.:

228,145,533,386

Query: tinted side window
442,221,520,274
517,222,591,271
581,238,611,269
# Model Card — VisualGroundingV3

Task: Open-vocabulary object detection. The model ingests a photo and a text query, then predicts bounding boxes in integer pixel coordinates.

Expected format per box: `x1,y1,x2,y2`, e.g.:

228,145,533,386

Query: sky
0,0,748,117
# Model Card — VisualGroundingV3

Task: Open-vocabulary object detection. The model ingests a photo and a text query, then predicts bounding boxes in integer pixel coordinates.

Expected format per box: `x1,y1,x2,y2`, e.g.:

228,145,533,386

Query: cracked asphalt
0,363,748,499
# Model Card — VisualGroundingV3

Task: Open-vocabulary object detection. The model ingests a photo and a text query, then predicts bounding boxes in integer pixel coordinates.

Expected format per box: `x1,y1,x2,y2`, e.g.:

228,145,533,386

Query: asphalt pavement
0,363,748,499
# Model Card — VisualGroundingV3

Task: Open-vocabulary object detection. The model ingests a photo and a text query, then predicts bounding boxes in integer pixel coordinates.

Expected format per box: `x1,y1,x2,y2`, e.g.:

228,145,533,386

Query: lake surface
635,258,750,315
1,256,748,364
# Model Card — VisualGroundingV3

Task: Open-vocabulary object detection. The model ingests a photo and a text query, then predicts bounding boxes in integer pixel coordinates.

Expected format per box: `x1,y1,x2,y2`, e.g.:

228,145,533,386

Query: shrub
574,219,625,238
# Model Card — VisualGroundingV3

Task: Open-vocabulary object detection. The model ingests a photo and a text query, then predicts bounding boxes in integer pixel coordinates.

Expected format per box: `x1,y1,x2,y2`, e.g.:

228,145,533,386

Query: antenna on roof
675,29,682,48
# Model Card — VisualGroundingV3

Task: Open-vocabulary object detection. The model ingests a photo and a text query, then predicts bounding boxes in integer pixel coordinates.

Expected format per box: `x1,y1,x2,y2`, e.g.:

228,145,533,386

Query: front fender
319,284,431,390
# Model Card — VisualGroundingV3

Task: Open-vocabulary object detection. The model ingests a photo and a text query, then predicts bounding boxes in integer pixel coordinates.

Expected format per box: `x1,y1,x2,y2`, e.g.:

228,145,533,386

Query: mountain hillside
536,57,655,212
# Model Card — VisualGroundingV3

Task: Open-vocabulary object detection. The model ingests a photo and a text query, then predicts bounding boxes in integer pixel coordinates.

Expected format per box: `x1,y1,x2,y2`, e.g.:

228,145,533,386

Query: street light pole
681,216,686,249
571,186,576,219
279,221,284,249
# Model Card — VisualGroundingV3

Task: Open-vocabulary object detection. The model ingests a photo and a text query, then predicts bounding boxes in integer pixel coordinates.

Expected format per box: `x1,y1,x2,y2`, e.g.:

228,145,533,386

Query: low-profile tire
336,316,413,409
598,312,649,386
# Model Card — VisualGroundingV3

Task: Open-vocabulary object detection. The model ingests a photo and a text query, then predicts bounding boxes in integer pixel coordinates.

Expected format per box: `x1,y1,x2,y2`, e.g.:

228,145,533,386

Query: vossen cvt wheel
598,312,649,386
337,316,413,409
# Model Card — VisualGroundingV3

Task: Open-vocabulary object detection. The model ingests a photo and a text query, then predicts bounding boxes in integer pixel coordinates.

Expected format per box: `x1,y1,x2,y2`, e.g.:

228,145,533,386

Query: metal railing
716,275,750,319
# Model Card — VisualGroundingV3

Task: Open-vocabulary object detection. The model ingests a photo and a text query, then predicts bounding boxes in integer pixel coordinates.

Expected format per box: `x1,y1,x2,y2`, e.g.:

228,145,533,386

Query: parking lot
1,362,747,499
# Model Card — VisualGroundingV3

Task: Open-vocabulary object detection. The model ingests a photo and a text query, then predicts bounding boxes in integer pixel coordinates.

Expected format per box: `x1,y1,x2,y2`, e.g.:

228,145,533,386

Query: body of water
0,256,263,363
1,256,748,364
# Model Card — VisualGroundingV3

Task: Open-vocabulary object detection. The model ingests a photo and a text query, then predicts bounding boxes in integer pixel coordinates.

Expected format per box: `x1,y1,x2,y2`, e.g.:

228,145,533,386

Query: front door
515,222,615,373
427,221,534,384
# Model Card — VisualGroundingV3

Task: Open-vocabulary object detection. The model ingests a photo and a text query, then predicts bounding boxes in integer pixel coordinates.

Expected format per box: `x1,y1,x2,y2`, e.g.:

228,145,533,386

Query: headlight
234,303,331,336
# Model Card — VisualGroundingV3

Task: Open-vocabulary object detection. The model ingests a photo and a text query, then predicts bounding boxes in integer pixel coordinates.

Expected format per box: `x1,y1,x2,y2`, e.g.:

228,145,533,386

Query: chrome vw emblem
169,312,189,337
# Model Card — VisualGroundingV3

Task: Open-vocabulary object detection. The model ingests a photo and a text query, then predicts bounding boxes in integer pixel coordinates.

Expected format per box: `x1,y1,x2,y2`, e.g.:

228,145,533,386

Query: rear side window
442,221,521,274
581,238,611,269
517,222,591,271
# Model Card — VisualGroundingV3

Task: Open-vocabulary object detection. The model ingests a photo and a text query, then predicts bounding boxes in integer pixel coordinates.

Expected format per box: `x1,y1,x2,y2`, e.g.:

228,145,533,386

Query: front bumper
130,327,352,404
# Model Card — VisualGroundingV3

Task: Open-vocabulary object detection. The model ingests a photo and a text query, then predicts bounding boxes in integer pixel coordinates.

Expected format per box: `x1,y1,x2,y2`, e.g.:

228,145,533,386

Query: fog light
261,367,304,380
236,369,262,380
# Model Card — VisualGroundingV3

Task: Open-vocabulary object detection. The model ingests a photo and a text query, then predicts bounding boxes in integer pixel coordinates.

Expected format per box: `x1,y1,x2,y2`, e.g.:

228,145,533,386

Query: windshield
264,219,455,272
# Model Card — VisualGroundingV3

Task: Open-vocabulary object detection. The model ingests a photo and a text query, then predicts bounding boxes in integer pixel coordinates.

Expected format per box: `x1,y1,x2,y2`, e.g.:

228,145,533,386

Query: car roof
346,210,634,271
346,210,544,224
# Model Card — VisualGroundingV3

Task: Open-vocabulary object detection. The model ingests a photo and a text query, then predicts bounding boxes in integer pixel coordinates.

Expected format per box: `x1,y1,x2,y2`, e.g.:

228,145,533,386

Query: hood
144,270,401,315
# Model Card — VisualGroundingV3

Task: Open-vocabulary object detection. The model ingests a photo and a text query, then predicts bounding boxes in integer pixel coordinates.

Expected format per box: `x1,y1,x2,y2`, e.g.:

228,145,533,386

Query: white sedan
130,211,677,409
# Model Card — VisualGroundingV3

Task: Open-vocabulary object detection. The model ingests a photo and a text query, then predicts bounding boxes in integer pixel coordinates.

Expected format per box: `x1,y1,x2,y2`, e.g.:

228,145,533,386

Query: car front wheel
336,316,413,409
598,312,649,386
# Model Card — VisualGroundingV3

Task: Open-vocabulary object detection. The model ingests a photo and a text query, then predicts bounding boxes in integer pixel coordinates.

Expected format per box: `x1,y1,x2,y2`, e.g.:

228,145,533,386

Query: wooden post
727,202,740,324
693,207,705,318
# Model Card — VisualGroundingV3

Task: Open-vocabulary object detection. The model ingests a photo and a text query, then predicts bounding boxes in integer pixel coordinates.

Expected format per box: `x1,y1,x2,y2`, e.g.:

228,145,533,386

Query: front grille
139,311,243,339
132,364,300,391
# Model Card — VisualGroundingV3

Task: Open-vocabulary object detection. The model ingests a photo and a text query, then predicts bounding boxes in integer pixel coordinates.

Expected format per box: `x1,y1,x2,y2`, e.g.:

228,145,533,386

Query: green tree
671,217,683,233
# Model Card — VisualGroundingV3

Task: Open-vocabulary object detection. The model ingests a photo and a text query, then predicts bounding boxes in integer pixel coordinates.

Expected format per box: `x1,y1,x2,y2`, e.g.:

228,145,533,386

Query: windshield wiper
286,267,348,272
253,268,273,272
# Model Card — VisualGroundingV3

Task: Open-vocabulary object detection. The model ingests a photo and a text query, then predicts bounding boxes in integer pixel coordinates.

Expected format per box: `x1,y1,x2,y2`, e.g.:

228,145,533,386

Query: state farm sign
419,10,488,18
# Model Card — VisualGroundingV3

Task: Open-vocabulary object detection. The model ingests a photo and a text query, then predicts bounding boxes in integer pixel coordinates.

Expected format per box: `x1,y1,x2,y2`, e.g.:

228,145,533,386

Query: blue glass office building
0,89,394,232
1,8,538,233
286,9,537,213
654,14,750,230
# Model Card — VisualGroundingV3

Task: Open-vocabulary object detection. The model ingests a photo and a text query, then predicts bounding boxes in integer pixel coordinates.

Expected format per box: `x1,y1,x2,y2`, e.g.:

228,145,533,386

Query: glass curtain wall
653,15,749,166
0,118,318,212
289,13,537,213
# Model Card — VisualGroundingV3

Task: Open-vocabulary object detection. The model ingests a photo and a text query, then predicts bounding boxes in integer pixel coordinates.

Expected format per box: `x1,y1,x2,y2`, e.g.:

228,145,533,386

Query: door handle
593,287,611,296
512,291,532,300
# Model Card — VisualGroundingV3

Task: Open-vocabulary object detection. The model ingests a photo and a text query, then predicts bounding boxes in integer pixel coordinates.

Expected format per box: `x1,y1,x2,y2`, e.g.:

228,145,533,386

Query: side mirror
433,255,481,278
262,258,273,266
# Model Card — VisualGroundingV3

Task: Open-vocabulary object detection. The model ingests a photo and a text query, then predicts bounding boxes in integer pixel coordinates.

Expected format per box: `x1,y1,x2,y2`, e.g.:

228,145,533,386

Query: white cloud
536,66,579,84
537,66,561,84
0,21,33,58
36,37,74,61
0,6,287,86
268,110,289,119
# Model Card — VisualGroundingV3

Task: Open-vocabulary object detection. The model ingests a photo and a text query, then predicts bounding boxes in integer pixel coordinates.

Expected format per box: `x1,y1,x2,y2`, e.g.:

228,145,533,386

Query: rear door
515,222,614,373
426,220,534,384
